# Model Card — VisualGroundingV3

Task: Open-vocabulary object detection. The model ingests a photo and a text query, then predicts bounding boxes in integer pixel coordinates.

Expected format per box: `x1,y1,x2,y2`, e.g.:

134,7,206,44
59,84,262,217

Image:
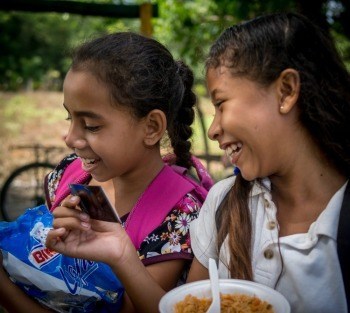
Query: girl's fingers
53,197,91,228
52,216,91,231
53,205,79,218
59,195,80,208
53,206,90,221
46,228,67,250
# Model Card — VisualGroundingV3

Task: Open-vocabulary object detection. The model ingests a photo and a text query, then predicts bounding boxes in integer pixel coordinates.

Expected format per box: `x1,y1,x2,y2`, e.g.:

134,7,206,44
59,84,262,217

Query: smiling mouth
225,142,242,159
80,157,100,166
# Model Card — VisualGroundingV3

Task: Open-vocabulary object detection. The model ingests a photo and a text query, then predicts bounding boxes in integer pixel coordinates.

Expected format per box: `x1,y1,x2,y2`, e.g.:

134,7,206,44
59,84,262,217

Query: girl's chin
90,173,110,182
238,168,256,182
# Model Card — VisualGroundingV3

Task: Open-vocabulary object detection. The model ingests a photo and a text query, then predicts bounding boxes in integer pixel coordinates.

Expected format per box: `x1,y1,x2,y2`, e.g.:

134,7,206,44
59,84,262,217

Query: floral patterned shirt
45,154,203,269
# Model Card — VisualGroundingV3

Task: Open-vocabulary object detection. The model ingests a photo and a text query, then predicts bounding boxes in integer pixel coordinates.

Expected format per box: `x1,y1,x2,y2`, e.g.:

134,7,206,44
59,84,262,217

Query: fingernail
70,196,78,202
80,213,89,221
81,222,90,228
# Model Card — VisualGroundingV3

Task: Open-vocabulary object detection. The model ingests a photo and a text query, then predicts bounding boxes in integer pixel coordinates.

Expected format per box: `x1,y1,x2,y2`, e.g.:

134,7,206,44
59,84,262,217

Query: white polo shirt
190,176,348,313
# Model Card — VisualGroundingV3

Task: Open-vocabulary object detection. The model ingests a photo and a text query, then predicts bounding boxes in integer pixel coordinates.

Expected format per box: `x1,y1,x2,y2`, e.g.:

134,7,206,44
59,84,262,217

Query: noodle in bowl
159,279,290,313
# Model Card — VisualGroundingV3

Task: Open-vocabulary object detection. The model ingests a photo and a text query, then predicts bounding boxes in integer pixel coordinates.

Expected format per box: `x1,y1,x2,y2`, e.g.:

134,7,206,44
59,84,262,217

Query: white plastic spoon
206,258,220,313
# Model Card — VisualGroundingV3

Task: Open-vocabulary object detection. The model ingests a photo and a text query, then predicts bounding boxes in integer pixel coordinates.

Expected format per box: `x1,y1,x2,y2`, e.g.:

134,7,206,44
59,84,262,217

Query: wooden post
0,1,159,20
140,3,153,37
0,0,141,18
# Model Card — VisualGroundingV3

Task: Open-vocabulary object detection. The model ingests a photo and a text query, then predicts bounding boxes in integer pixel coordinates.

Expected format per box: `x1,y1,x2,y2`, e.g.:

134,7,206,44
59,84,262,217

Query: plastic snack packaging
0,204,124,313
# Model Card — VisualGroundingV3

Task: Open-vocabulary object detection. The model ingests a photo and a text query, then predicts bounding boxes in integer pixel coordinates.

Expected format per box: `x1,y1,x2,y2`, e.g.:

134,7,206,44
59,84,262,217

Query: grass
0,91,70,186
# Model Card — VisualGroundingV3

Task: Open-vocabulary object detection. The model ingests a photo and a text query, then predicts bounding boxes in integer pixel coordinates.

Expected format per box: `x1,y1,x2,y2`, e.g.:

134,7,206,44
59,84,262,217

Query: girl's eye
65,115,72,121
85,125,101,132
214,100,224,108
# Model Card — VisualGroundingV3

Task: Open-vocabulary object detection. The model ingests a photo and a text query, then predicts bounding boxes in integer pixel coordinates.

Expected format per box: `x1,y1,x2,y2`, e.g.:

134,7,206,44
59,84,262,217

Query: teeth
81,158,97,164
225,142,242,156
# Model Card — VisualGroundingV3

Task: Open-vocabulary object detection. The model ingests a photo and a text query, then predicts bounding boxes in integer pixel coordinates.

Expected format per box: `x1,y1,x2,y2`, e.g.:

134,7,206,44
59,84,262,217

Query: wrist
109,242,141,274
104,228,139,267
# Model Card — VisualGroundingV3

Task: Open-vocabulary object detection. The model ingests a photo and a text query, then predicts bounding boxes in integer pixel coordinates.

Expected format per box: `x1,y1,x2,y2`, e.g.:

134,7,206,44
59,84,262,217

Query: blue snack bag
0,205,124,313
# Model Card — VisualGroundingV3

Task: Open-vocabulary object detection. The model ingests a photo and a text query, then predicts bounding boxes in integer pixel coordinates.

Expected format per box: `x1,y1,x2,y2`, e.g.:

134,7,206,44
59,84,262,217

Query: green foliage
333,30,350,71
153,0,238,83
1,12,64,90
0,0,350,91
0,10,137,91
153,0,350,84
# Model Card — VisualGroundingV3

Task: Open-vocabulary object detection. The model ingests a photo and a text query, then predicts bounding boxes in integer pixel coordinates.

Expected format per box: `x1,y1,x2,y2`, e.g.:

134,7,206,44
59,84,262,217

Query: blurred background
0,0,349,223
0,3,349,313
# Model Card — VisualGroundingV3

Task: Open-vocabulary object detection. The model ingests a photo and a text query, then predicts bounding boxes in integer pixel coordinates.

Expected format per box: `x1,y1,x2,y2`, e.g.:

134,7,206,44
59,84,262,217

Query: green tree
152,0,349,88
0,0,349,91
0,9,138,90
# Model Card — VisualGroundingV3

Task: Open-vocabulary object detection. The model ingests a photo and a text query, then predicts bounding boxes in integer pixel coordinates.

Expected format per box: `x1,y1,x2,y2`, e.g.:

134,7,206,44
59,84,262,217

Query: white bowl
159,279,290,313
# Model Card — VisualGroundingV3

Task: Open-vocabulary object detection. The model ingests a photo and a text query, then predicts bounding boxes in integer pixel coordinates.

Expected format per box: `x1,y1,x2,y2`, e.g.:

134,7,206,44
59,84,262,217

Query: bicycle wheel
0,162,55,221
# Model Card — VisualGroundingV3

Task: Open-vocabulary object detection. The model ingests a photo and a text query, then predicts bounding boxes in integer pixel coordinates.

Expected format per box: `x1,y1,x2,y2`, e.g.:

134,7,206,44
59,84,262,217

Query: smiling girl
187,12,350,313
0,32,213,313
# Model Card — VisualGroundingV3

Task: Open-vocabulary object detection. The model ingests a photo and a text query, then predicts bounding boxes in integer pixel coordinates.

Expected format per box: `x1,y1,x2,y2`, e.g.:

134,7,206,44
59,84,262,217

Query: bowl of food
159,279,290,313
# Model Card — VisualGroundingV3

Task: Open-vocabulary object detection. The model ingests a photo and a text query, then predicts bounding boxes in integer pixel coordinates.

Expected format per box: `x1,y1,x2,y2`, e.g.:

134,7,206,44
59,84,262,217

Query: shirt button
267,221,276,230
264,199,270,208
264,249,274,259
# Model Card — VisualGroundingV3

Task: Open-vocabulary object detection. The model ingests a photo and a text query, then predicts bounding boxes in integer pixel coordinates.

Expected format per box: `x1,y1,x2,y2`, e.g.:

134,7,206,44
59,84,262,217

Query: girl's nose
208,115,222,141
64,125,86,150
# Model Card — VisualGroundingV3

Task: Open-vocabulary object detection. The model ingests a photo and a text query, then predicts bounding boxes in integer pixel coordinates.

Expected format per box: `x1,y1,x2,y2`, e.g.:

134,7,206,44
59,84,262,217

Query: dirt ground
0,91,71,186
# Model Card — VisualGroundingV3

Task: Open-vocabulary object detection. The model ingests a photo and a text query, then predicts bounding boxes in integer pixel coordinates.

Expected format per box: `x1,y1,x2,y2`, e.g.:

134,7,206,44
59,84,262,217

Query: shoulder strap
125,156,213,249
337,181,350,310
189,155,215,192
167,157,213,204
125,165,199,250
162,154,214,195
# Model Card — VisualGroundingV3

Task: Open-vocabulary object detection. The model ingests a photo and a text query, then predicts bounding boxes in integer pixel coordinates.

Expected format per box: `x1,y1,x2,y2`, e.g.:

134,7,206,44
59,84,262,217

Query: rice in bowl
174,293,274,313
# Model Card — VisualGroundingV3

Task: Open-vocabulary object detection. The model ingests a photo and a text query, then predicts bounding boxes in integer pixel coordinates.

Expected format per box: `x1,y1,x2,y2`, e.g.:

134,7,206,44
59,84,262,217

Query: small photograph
69,184,121,223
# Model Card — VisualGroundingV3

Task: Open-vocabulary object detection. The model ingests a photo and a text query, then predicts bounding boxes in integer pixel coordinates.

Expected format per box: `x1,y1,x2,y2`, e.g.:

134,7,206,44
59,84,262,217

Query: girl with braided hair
1,32,213,313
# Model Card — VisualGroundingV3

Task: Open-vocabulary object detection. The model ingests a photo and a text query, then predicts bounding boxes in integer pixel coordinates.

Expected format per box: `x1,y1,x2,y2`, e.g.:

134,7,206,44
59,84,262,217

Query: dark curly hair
70,32,196,169
207,12,350,280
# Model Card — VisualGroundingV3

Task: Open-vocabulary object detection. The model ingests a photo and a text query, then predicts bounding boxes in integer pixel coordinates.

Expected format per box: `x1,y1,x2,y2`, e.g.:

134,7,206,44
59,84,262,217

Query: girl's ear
277,68,300,114
143,109,167,147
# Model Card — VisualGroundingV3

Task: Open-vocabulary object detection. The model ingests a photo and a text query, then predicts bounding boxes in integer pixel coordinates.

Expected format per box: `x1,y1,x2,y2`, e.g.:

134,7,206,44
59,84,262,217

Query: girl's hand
45,196,135,266
46,196,169,313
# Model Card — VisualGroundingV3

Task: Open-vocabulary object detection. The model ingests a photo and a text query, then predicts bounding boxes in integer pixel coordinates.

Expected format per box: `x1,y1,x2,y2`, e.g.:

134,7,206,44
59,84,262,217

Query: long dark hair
208,12,350,279
70,32,196,169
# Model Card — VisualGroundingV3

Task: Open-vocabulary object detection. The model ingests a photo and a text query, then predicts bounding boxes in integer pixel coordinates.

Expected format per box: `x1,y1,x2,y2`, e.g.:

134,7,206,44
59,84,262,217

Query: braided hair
71,32,197,169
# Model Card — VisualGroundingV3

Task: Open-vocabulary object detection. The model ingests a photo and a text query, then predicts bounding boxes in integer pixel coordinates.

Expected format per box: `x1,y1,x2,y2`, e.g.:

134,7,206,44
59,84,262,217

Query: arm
0,254,52,313
119,259,186,313
186,257,209,282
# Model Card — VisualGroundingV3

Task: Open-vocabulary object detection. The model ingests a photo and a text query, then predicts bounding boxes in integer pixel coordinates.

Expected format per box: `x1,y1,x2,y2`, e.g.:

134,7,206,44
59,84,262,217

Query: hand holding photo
69,184,122,223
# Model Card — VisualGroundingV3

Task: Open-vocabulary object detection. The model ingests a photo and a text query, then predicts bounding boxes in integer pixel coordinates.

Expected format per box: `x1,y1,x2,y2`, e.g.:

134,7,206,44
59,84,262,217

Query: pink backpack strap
124,165,197,250
50,158,90,211
162,154,214,195
190,155,214,191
